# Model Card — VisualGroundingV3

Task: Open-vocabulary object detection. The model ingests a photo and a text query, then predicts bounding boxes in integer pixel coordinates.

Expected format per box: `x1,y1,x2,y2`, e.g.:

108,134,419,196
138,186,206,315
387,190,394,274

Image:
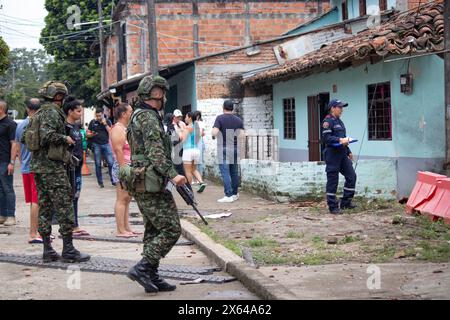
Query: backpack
22,107,47,151
22,105,66,153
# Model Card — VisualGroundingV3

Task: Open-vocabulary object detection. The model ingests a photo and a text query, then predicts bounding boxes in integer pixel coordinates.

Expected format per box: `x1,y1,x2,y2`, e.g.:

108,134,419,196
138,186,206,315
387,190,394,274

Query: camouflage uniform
30,90,74,237
130,98,181,265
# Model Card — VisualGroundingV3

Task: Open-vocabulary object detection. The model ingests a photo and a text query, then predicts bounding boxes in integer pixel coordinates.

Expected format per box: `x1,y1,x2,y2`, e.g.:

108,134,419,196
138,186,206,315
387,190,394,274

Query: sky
0,0,47,49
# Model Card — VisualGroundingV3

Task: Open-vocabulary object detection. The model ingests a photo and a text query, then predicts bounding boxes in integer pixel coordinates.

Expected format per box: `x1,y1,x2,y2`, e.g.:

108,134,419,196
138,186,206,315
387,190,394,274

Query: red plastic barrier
406,171,447,214
415,178,450,221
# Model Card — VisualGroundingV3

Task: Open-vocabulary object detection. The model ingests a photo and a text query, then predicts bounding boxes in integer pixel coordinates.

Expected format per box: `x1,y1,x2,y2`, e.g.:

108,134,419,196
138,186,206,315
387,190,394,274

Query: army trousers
134,191,181,265
34,172,75,237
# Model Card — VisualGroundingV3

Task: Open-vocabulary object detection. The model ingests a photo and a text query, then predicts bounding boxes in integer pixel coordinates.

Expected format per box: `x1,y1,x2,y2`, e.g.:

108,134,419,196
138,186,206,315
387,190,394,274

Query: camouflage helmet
38,81,69,100
137,75,169,100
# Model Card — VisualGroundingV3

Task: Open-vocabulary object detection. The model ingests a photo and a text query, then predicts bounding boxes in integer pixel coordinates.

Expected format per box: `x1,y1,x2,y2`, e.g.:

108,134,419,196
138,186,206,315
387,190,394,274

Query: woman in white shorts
182,112,207,193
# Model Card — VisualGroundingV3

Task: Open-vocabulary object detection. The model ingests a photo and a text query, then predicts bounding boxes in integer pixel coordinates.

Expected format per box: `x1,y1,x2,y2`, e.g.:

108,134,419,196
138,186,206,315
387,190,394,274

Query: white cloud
0,0,47,49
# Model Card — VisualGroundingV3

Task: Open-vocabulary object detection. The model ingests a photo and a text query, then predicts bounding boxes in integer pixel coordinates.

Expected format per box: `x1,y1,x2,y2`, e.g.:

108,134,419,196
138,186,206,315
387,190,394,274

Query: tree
0,37,10,76
40,0,114,106
0,48,51,119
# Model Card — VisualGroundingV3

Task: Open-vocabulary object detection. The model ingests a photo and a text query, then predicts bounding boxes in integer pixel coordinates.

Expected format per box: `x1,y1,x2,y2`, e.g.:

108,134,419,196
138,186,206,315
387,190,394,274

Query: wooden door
307,95,320,161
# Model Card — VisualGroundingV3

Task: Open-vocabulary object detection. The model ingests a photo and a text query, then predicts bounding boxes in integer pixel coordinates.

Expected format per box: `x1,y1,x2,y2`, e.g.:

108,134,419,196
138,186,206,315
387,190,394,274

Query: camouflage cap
137,75,169,100
38,81,69,100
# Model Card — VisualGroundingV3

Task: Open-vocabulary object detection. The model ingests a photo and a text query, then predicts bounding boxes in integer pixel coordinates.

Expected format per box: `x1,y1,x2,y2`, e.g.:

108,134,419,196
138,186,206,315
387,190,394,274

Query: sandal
73,229,90,236
116,233,137,238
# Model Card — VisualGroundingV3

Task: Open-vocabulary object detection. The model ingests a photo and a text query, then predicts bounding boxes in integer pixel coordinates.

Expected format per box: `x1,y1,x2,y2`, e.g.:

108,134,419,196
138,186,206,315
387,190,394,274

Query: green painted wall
332,0,397,21
273,54,445,160
167,66,197,113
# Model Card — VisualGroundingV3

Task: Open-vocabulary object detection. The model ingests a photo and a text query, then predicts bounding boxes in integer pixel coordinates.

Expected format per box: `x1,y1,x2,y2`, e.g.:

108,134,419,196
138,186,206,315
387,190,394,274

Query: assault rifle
170,180,208,225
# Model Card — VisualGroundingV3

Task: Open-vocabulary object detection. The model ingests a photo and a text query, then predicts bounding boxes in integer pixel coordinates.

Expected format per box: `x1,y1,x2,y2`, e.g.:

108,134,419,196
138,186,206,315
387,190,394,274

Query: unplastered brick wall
105,36,118,87
407,0,439,10
106,0,328,87
240,159,398,202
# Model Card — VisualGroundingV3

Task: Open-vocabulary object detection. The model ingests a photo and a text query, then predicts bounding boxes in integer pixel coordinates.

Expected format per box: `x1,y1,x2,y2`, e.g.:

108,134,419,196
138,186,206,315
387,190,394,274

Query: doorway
307,92,329,161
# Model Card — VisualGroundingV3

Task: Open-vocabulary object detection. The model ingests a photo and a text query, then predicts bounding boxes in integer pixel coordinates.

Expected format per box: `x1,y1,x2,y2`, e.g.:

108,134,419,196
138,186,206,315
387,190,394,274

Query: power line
126,21,240,48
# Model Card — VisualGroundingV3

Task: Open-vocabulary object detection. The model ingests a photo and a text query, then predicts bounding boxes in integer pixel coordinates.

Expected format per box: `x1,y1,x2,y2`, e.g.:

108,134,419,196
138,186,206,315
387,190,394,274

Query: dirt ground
185,191,450,267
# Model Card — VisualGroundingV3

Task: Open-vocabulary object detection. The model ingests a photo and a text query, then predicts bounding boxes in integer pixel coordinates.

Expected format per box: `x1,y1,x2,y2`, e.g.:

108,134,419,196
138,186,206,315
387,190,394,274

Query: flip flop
73,230,90,236
28,237,43,244
116,234,138,238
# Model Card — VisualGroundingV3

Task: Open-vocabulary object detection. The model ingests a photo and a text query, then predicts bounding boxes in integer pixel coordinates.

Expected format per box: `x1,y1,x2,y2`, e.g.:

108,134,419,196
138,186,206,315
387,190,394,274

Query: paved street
0,163,258,300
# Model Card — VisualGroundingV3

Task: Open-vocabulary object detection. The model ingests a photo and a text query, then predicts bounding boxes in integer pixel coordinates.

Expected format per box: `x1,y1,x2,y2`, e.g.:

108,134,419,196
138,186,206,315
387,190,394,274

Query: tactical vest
119,106,172,193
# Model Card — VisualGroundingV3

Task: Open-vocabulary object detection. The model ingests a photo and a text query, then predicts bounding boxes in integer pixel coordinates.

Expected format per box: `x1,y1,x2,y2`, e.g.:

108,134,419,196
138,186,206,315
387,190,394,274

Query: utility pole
445,0,450,176
11,64,15,91
98,0,107,91
147,0,159,77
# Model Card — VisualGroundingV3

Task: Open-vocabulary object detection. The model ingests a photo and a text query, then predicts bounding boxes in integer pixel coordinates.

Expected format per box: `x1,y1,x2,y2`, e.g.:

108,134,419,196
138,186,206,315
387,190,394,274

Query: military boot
42,235,60,263
149,262,176,292
61,235,90,263
127,258,159,293
341,202,357,210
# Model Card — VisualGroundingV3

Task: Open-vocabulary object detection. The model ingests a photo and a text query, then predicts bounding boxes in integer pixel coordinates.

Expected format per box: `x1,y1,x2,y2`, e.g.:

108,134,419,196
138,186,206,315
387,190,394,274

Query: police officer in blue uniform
321,99,357,214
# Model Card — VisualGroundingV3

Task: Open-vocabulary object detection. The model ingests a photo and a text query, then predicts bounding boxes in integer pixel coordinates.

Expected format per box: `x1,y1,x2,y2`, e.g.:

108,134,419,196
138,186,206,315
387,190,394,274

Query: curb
181,220,298,300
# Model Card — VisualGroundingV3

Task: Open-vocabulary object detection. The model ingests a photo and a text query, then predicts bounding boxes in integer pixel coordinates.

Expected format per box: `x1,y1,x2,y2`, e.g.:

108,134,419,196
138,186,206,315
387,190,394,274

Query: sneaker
0,216,6,224
217,196,235,203
197,183,207,193
99,183,104,188
232,194,240,201
3,217,16,226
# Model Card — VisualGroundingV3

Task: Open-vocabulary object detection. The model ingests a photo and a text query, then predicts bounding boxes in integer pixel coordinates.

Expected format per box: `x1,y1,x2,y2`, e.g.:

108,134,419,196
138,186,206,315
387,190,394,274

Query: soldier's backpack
22,107,48,151
22,105,70,162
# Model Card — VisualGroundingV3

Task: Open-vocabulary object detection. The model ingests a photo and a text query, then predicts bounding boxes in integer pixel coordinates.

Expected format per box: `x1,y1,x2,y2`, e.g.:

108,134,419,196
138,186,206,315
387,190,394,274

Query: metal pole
98,0,106,91
445,0,450,175
147,0,159,77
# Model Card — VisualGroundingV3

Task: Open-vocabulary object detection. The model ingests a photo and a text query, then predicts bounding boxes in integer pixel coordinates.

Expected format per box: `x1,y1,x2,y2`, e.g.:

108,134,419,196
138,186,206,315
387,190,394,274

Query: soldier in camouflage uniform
126,76,187,293
31,81,90,263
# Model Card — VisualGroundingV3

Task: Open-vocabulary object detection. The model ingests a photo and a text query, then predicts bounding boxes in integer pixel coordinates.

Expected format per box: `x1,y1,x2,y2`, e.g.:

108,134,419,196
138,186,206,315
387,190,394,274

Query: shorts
112,161,120,184
182,148,201,164
22,173,38,204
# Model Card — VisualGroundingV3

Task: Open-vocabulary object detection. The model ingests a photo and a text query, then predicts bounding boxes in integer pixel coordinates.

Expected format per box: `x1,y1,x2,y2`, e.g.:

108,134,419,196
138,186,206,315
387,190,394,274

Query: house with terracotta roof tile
241,1,445,200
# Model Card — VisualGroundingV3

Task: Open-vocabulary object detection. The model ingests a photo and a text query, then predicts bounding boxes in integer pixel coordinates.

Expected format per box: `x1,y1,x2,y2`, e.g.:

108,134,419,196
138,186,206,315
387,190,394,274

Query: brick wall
106,0,329,87
408,0,437,10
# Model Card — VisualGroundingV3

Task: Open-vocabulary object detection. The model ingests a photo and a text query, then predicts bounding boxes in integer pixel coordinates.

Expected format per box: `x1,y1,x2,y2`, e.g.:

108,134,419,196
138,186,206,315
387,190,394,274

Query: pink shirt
110,124,131,165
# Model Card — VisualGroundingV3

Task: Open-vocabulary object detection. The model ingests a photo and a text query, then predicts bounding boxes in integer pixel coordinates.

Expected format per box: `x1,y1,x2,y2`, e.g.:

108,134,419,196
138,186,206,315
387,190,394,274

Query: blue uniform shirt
321,114,351,155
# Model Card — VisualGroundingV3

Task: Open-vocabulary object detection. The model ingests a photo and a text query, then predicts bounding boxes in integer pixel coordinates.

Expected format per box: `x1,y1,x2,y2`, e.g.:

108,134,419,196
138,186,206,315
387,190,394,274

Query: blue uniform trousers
324,148,357,210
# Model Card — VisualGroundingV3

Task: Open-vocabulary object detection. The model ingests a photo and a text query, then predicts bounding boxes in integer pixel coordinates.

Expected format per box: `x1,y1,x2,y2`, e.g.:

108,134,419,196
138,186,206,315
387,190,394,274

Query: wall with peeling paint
240,158,398,202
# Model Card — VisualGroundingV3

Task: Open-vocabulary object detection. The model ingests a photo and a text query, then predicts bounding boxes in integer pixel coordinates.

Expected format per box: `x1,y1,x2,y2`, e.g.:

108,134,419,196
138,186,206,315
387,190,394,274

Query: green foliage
40,0,114,106
0,37,10,75
46,58,100,106
4,90,26,119
0,48,51,118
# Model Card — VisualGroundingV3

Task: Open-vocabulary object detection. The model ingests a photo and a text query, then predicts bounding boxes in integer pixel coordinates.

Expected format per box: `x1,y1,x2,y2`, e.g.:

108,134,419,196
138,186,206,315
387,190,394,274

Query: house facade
242,1,445,200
